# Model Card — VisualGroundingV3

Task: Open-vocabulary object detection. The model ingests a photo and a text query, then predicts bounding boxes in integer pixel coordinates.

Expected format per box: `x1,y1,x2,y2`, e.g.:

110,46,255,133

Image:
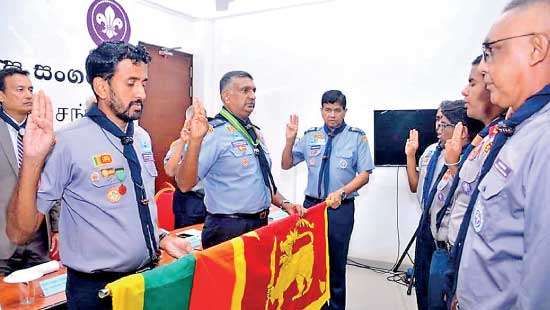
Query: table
0,225,202,310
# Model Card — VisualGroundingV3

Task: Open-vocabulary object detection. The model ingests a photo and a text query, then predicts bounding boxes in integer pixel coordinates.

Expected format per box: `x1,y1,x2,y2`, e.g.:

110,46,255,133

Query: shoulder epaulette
209,118,226,128
348,127,365,135
304,127,321,134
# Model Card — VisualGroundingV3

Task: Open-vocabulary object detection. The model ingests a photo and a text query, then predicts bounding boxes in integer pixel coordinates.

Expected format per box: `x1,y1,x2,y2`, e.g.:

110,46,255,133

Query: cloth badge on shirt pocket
232,140,248,153
101,168,116,178
461,181,472,195
118,184,127,195
107,187,122,203
309,145,322,157
142,152,154,162
92,153,112,167
241,158,250,167
226,125,237,133
115,168,126,182
90,171,101,183
338,159,348,169
473,202,484,233
483,142,493,155
494,158,512,178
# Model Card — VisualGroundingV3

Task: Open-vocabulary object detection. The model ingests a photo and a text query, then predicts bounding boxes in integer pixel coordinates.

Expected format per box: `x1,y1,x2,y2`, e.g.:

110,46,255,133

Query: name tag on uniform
309,145,322,157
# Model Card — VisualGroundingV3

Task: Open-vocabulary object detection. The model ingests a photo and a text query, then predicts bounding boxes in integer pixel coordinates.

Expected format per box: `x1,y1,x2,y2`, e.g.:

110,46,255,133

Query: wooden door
138,42,192,192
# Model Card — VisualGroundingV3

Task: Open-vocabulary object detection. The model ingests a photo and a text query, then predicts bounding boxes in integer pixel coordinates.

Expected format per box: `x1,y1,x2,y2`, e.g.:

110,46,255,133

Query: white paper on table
3,261,60,283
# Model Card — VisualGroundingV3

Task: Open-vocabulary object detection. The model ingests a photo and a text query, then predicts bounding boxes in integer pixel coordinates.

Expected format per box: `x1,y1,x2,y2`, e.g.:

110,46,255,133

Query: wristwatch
339,190,347,201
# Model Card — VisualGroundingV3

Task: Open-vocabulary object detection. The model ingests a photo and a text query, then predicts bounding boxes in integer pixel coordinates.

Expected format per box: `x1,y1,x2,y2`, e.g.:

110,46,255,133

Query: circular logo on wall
87,0,131,45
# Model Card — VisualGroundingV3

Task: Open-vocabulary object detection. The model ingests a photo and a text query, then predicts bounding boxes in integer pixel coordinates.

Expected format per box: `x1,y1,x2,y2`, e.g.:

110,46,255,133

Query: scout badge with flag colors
190,202,330,309
105,254,195,310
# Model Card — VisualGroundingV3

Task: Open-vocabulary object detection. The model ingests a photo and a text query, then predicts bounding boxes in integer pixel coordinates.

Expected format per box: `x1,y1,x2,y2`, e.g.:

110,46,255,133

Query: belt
67,261,157,281
305,195,355,204
207,209,269,220
435,240,451,252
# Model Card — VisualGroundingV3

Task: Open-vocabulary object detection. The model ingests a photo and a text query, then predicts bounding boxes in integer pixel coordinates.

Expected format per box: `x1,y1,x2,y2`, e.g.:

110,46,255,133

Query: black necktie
86,105,159,264
0,107,27,167
317,122,346,198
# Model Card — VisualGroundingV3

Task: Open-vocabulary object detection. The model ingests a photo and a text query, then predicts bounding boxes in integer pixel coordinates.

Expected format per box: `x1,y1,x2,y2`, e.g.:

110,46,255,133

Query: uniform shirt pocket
335,149,354,170
472,169,507,239
144,161,158,177
90,167,120,188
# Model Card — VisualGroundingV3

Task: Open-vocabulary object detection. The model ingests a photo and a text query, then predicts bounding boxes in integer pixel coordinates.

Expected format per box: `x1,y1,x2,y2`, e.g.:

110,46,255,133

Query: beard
108,89,143,122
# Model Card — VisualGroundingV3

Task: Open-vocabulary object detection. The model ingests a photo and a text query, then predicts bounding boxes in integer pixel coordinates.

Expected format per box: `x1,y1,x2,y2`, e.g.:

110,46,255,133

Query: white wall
0,0,205,129
205,0,509,264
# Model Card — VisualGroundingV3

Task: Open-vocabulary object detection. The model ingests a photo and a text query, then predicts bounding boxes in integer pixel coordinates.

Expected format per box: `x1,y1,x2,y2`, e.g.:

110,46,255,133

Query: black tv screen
374,109,438,166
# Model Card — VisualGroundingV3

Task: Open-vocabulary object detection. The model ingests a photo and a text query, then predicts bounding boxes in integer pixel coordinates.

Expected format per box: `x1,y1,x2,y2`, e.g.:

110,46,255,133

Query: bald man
455,0,550,309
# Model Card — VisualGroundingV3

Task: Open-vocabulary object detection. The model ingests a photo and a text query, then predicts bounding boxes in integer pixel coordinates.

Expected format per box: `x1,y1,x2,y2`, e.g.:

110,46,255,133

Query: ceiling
141,0,335,19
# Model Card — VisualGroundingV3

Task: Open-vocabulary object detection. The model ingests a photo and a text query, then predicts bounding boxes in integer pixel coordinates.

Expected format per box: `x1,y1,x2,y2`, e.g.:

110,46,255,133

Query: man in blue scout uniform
404,100,475,310
435,56,505,308
281,90,374,310
456,0,550,309
164,106,207,228
0,67,59,275
6,42,191,310
177,71,305,249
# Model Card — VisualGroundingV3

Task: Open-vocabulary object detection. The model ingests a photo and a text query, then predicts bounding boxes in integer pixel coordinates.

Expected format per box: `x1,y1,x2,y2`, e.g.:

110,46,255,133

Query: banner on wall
1,0,133,130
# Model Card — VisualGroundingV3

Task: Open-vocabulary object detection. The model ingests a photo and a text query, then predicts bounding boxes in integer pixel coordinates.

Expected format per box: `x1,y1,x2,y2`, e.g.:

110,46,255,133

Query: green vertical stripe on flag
143,253,196,310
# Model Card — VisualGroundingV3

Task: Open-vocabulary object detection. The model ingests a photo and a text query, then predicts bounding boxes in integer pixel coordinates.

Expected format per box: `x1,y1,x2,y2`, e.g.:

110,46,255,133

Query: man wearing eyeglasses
455,0,550,309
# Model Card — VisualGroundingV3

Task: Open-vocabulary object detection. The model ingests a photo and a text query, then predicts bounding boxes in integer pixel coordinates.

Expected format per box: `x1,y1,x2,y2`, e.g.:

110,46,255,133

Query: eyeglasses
436,122,454,130
482,33,539,63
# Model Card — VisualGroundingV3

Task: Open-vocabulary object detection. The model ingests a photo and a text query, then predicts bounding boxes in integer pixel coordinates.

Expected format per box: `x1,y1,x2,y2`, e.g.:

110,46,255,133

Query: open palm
23,91,55,161
286,114,299,141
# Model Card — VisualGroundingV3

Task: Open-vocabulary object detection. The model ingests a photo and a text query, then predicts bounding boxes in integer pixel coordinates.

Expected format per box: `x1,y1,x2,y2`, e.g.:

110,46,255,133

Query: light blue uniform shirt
37,118,159,273
457,101,550,309
198,118,271,214
291,125,374,198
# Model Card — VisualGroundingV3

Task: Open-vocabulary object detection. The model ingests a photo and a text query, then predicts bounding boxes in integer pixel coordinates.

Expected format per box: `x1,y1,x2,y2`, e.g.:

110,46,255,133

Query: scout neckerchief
218,107,277,196
449,83,550,296
317,122,347,199
0,106,27,167
435,117,503,230
86,105,159,264
422,144,443,208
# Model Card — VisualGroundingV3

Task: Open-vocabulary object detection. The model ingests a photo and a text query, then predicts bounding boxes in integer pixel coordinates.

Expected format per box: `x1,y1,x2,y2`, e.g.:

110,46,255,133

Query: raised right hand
404,129,419,156
189,98,209,140
445,122,464,165
180,118,191,143
23,90,55,162
286,114,299,141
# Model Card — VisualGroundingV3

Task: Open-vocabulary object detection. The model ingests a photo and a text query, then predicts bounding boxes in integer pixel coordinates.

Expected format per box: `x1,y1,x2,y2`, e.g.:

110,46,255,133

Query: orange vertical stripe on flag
189,241,237,309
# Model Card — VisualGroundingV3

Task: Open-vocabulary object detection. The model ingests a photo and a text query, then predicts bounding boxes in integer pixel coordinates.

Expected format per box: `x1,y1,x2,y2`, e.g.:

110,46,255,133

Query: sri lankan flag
190,202,330,309
106,253,195,310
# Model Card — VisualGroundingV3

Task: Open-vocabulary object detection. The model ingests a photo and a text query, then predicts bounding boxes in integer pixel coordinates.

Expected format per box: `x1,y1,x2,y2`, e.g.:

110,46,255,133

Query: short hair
85,41,151,86
0,67,30,92
219,71,253,93
321,90,347,109
472,55,483,65
503,0,550,12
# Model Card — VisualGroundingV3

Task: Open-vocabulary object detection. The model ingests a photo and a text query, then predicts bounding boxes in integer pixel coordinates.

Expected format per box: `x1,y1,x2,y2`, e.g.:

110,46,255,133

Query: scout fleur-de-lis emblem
96,6,123,39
